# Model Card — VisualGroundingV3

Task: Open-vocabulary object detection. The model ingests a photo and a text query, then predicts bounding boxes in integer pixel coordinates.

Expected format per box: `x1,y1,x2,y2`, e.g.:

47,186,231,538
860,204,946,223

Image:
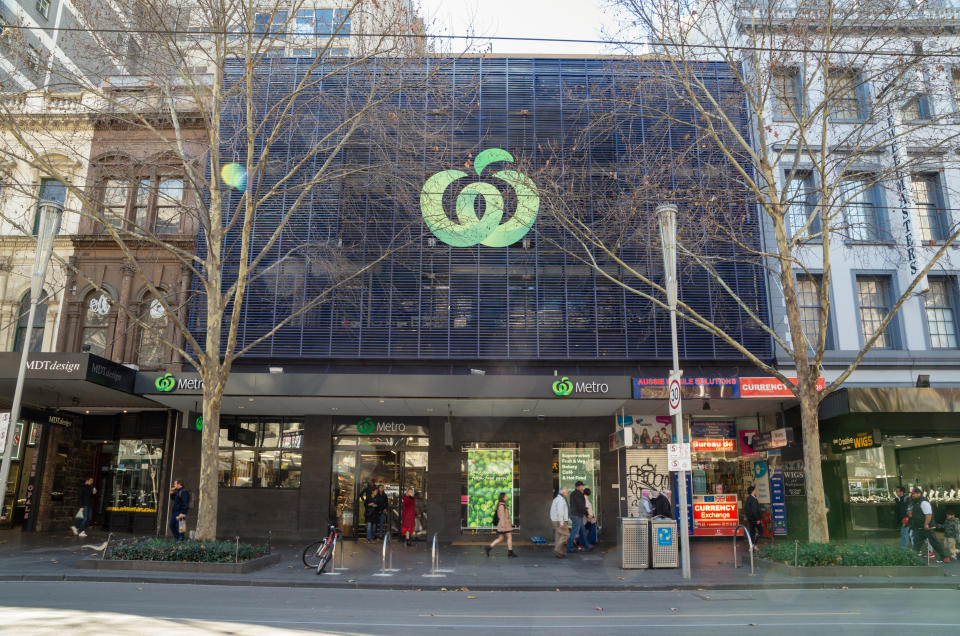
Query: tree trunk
799,391,829,543
196,388,221,540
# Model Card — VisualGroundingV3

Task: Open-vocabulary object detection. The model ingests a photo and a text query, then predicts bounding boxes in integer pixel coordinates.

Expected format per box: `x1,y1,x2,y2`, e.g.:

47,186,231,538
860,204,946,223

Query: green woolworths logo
552,377,573,396
420,148,539,247
356,417,376,434
156,373,175,392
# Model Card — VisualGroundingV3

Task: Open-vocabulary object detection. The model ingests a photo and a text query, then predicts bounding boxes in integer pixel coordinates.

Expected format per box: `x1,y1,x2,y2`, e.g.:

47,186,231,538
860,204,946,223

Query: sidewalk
1,529,957,591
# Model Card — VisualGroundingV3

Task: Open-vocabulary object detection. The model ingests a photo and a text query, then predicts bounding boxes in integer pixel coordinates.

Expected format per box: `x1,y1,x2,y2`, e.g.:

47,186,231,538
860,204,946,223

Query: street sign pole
658,203,691,580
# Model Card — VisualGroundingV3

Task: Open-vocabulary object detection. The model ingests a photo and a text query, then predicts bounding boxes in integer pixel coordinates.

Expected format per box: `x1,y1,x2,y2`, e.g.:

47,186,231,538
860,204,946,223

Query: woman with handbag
484,492,518,558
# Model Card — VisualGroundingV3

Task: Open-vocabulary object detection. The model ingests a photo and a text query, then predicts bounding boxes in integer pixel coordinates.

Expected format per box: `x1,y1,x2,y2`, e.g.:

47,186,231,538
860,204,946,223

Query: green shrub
108,538,268,563
757,542,927,567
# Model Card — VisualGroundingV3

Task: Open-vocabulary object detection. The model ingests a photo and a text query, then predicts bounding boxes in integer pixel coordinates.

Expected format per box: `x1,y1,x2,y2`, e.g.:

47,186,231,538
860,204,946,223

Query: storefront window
102,439,163,512
553,444,601,526
218,417,303,488
461,443,519,530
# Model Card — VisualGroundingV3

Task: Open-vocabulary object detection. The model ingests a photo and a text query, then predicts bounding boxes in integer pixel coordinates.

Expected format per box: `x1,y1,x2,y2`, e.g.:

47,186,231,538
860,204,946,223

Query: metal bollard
235,536,240,564
732,525,755,576
422,533,446,577
794,540,799,568
335,533,349,571
373,532,399,576
267,530,272,554
101,532,114,561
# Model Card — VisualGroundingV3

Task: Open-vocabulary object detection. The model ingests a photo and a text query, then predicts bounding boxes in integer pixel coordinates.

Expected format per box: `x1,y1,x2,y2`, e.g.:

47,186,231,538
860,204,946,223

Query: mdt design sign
420,148,539,247
552,377,609,397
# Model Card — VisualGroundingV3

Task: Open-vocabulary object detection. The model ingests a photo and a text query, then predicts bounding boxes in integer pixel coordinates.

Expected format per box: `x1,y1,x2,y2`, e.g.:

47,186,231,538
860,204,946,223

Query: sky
417,0,623,55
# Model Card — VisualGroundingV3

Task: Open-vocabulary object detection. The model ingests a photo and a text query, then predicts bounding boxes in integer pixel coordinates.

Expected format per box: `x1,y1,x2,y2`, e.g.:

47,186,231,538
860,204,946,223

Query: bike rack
334,533,349,571
732,525,755,576
422,533,453,577
322,536,344,576
372,532,400,576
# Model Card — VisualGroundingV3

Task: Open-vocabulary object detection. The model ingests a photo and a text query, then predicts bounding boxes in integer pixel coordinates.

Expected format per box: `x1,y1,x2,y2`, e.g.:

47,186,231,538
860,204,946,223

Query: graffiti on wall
624,449,669,514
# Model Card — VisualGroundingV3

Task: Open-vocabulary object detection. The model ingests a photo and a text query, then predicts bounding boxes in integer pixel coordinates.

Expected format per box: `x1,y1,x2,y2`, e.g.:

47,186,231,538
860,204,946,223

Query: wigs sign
420,148,539,247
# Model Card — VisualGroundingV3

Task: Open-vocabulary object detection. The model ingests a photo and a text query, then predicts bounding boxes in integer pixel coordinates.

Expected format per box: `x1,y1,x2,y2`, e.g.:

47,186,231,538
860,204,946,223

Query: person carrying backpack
484,492,517,558
169,479,191,541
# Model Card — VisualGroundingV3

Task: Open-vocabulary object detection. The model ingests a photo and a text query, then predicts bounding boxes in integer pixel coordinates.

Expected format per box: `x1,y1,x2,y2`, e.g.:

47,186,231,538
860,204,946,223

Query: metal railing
372,532,399,576
733,525,755,576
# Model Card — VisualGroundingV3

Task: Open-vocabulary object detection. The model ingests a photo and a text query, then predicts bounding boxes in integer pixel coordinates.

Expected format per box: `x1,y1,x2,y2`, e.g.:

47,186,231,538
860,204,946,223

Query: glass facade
200,58,770,362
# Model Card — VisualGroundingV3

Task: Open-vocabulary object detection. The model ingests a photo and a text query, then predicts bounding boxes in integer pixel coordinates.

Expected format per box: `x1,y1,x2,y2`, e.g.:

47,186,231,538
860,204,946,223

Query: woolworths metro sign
420,148,539,247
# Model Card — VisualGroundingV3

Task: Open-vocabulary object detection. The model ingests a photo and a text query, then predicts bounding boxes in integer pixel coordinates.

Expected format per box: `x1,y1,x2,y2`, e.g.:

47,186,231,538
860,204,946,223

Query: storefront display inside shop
99,439,164,533
841,434,960,530
1,420,42,526
331,424,429,538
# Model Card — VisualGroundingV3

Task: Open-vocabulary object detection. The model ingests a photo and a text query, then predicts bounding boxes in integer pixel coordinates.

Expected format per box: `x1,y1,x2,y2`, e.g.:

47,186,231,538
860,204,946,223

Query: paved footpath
1,529,957,591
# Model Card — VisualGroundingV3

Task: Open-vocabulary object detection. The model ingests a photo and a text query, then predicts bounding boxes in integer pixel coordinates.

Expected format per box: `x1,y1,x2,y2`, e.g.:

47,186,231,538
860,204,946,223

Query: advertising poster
691,420,736,453
751,459,771,504
770,468,787,536
559,448,598,519
466,449,514,528
739,429,759,457
692,494,739,535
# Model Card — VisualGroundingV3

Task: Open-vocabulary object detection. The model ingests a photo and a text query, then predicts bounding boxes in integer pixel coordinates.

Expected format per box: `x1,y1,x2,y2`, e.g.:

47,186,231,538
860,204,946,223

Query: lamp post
656,203,691,580
0,200,63,520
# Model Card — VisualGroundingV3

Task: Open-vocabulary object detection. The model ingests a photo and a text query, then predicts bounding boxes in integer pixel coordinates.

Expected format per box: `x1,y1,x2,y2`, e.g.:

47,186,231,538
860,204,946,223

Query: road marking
418,611,862,619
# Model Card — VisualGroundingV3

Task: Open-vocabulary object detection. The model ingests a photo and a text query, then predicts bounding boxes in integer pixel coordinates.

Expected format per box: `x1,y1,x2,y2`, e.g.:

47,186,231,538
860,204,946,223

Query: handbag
74,507,84,520
178,517,187,535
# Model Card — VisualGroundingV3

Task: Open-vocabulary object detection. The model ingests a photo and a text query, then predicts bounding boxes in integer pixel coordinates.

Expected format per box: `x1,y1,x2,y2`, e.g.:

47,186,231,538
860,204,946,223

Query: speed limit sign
668,374,682,416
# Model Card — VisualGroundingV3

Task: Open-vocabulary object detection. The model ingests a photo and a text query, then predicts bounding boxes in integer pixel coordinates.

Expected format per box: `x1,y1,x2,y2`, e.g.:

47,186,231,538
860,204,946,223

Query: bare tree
532,0,960,542
0,0,467,539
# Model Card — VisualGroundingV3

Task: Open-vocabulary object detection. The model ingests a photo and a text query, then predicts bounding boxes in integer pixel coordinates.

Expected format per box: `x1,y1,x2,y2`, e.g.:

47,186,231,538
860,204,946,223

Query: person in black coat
373,485,389,538
745,485,763,546
169,479,190,541
71,477,96,537
652,490,674,519
893,486,910,549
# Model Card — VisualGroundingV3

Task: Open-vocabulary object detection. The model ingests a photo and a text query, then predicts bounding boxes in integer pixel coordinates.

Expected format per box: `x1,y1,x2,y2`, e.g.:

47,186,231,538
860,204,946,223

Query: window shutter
855,76,870,121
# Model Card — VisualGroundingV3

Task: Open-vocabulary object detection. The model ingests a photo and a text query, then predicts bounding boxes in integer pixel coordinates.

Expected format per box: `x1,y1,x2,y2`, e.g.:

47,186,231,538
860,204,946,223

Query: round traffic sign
669,377,681,411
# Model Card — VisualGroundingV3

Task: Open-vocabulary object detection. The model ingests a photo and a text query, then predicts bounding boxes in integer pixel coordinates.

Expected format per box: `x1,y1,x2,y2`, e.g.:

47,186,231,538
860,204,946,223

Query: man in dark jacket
652,490,673,519
566,481,591,552
910,487,950,562
362,478,378,541
373,485,389,538
71,477,96,537
169,479,190,541
745,485,763,545
894,486,910,549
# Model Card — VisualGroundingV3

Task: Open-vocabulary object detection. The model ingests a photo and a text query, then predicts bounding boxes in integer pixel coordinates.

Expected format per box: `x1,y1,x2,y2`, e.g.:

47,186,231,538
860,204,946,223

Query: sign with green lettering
558,448,598,519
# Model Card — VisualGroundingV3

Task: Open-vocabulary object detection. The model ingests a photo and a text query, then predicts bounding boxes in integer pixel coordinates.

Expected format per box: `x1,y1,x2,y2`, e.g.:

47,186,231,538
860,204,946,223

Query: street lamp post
656,203,692,580
0,201,63,521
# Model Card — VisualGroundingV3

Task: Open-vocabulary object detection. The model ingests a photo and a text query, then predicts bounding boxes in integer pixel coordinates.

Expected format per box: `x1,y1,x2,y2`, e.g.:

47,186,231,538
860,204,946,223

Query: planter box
755,557,946,578
75,551,281,574
103,511,157,534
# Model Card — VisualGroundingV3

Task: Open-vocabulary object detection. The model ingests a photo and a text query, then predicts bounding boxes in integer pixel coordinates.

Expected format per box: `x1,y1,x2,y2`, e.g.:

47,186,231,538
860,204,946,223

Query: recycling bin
650,517,679,568
620,517,649,569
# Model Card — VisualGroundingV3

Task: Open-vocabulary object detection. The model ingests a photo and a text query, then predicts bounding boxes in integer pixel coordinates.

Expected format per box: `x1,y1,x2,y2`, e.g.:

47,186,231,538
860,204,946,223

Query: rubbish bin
650,517,679,568
620,517,649,569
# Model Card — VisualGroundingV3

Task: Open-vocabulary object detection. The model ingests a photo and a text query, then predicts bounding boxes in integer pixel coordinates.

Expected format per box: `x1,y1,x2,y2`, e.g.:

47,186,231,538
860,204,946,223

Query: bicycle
302,524,341,574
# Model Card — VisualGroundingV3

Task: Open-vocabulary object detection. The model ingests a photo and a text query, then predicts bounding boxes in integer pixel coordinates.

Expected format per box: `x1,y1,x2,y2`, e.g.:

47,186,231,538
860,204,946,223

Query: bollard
335,531,349,571
733,525,754,576
422,533,446,577
267,530,272,554
101,532,114,561
235,536,239,564
794,540,799,568
372,532,399,576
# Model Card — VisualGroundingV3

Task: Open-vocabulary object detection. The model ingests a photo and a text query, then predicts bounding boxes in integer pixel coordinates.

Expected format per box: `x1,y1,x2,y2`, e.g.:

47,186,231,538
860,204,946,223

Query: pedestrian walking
168,479,190,541
550,487,570,558
909,487,950,562
70,477,96,537
401,487,417,546
745,485,763,546
485,492,517,558
363,478,378,541
894,486,911,549
374,485,389,538
943,510,959,560
583,487,598,547
567,481,591,552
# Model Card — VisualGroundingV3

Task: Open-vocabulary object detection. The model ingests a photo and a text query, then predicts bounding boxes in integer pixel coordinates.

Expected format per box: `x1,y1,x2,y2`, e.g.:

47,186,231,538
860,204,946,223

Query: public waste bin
620,517,649,569
650,517,679,568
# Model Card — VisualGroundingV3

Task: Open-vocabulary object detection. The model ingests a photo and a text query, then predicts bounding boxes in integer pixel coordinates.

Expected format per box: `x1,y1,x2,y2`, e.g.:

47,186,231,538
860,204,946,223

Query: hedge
757,542,927,567
108,538,269,563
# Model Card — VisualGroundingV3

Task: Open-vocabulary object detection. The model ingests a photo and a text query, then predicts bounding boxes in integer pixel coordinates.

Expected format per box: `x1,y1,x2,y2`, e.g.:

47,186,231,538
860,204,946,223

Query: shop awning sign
691,438,736,452
738,376,826,398
831,430,881,453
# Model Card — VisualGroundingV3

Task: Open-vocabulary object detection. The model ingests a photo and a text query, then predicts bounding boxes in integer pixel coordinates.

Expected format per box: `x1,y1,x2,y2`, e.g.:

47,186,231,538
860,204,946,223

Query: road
0,582,957,635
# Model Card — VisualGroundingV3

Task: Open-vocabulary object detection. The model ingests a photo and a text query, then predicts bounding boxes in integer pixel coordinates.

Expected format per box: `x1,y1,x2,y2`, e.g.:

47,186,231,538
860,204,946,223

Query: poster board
465,449,514,528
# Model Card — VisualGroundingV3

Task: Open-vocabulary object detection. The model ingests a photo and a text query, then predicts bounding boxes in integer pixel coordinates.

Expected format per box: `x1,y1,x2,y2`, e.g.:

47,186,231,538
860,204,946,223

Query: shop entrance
330,433,428,538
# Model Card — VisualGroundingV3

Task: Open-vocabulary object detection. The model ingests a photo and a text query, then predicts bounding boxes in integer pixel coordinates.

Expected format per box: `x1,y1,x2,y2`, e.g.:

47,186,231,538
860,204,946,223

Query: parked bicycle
302,524,341,574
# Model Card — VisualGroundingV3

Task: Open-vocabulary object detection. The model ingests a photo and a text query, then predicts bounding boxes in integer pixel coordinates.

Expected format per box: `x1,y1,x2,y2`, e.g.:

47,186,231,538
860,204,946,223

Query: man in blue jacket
169,479,190,541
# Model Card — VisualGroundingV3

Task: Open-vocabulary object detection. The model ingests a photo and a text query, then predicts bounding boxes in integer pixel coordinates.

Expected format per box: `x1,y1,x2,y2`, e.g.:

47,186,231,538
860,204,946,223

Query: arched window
81,291,112,356
13,291,47,352
138,295,169,366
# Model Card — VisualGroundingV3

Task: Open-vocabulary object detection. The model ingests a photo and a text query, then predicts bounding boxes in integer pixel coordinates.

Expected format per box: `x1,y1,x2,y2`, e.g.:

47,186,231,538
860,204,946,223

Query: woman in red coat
401,488,417,546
